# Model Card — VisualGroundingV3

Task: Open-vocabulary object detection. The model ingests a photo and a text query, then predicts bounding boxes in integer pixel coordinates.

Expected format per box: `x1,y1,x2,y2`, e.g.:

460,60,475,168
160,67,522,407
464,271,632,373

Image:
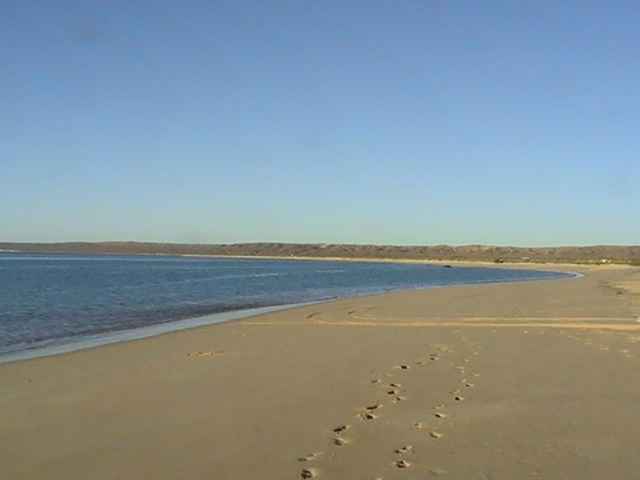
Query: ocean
0,252,573,362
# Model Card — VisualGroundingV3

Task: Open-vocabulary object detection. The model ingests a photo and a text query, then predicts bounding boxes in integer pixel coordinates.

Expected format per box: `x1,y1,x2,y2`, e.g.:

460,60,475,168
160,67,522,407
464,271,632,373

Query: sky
1,1,639,247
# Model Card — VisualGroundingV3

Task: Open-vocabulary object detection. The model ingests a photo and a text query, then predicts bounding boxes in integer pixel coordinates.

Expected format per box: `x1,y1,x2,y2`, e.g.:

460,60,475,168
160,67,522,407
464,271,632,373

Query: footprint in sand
358,404,381,420
362,411,378,421
429,431,443,439
394,445,413,454
434,412,447,418
300,468,318,478
298,452,321,462
333,425,351,434
454,396,465,402
395,460,411,468
332,425,352,443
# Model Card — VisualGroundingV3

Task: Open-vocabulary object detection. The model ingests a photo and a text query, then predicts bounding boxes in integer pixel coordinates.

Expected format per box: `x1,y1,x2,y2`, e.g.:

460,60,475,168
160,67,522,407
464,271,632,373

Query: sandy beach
2,262,640,480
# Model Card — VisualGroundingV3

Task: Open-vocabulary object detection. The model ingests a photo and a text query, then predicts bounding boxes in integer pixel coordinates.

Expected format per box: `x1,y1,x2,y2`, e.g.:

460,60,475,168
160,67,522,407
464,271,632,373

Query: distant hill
1,242,639,265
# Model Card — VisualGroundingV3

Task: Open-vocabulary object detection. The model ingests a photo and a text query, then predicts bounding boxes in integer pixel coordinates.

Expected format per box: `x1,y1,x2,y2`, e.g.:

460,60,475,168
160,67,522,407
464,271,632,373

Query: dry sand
2,263,640,480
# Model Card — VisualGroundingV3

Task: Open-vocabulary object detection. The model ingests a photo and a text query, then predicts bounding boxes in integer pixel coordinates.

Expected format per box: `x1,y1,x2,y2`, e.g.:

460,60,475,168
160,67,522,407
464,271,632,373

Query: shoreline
0,303,311,365
0,260,576,364
2,262,640,479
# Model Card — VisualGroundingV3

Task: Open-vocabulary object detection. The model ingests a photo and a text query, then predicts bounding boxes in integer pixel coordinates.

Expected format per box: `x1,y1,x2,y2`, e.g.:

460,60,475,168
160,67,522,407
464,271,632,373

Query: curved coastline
0,260,574,364
2,263,640,479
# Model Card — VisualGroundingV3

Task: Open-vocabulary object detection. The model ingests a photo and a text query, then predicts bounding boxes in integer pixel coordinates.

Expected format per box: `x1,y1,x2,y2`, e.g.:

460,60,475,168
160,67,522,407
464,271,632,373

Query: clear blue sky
2,1,639,246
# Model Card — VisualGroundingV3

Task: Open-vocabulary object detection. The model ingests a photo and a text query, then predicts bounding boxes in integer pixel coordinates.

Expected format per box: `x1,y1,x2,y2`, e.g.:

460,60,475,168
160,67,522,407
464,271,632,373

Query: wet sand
2,263,640,479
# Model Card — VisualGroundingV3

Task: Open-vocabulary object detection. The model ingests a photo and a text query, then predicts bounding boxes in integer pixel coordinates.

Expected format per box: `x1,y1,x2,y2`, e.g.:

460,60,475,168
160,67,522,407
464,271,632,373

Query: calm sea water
0,252,572,361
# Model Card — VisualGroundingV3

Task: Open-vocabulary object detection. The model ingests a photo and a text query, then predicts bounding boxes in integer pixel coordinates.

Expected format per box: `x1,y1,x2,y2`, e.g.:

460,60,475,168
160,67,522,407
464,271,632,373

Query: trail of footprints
557,329,638,359
296,339,482,479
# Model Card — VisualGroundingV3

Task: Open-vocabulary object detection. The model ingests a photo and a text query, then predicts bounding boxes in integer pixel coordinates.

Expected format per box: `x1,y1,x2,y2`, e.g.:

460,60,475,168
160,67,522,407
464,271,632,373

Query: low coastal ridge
2,241,640,264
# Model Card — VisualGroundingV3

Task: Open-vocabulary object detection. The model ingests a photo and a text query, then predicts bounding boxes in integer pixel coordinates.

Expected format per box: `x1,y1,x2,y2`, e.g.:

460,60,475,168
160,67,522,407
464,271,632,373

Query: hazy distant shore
1,241,639,265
